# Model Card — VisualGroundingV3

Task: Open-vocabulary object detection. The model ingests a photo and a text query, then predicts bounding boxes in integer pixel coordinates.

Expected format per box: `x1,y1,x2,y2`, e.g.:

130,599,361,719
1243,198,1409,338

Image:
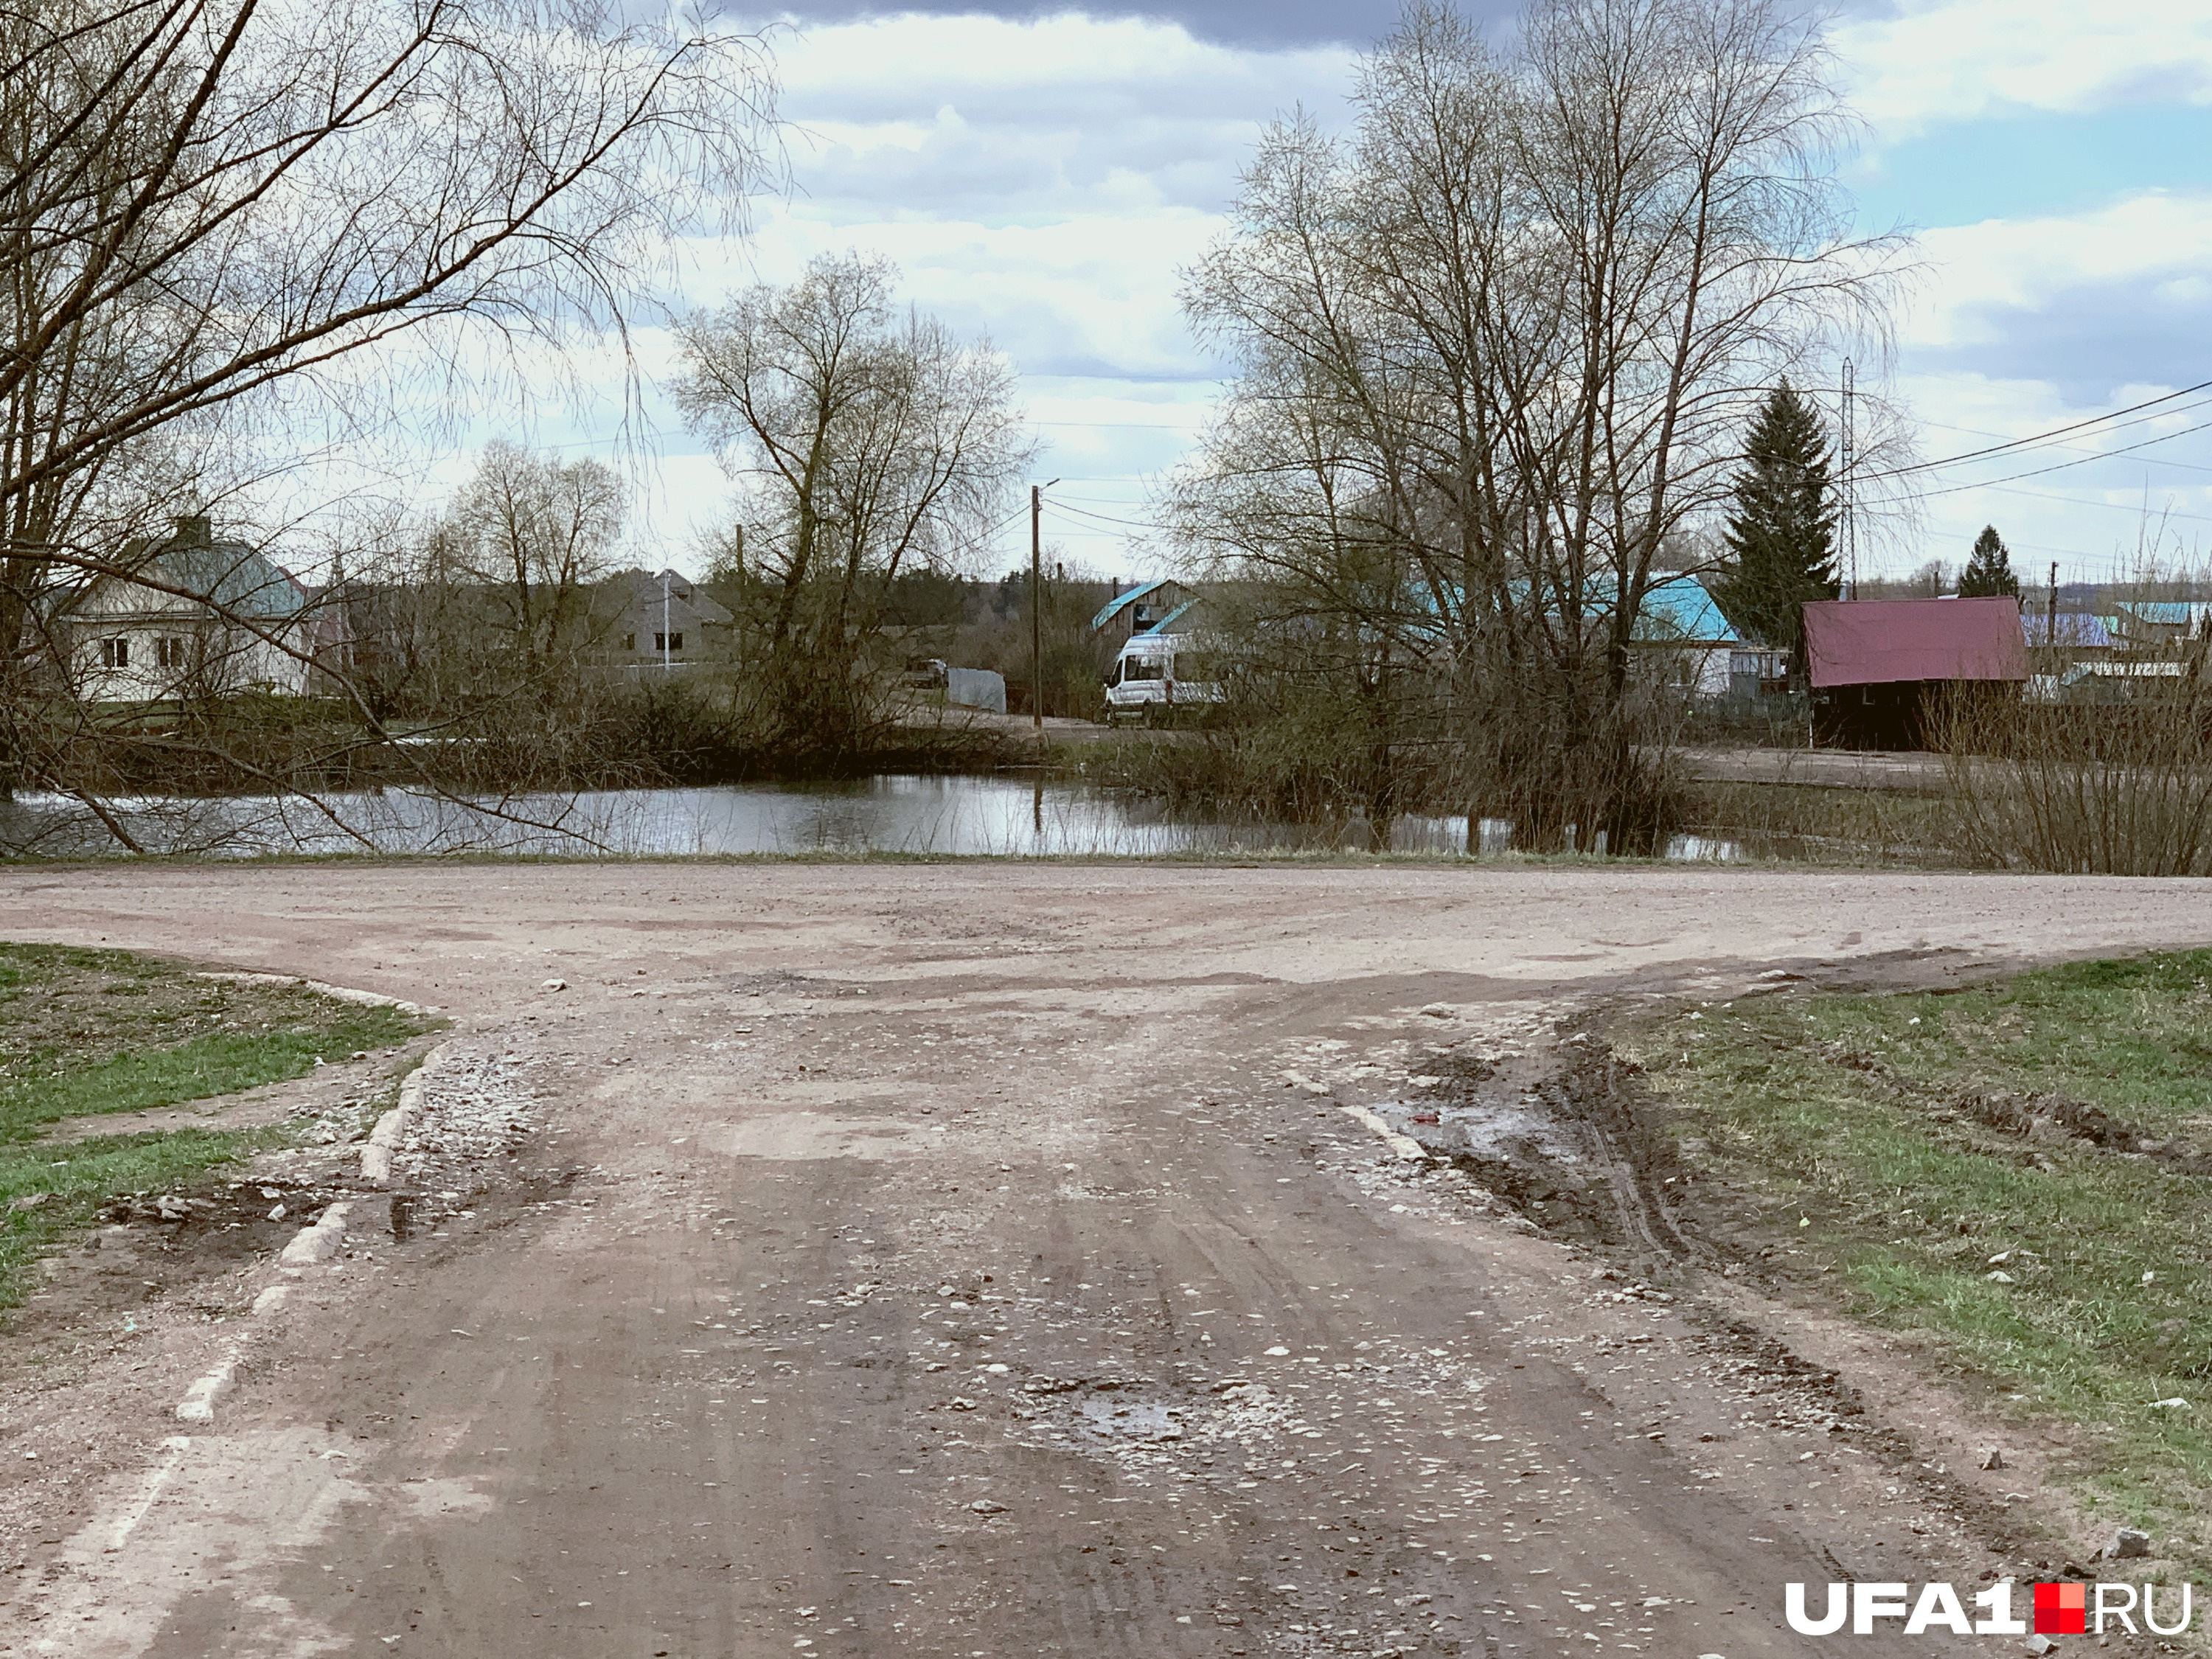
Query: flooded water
0,776,1739,860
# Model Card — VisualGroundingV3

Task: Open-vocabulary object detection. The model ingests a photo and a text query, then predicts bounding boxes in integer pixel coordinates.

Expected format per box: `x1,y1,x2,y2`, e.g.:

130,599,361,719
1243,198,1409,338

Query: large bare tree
673,251,1032,756
445,441,625,681
0,0,772,839
1172,0,1903,843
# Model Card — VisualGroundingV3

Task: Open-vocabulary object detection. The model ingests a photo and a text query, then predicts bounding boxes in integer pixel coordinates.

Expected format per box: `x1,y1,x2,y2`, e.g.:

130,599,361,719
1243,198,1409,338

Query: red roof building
1802,596,2027,749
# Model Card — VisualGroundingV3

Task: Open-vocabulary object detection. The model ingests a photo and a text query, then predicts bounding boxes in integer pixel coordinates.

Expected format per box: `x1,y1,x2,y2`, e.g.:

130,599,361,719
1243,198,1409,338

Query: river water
0,776,1741,860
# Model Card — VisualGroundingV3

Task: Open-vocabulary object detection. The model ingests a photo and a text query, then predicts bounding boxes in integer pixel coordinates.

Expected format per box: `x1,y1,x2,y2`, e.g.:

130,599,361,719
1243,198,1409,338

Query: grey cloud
1915,274,2212,410
721,0,1428,49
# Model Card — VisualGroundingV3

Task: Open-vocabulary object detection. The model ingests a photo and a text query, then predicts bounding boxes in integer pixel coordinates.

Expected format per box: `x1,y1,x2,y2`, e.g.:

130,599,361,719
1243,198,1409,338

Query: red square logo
2035,1582,2087,1635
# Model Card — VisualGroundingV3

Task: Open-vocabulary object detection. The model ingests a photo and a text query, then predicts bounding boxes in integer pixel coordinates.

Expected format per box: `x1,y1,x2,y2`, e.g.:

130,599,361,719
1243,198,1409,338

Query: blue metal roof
1630,575,1736,644
2022,612,2112,648
2117,601,2212,628
1093,573,1730,644
1091,579,1174,631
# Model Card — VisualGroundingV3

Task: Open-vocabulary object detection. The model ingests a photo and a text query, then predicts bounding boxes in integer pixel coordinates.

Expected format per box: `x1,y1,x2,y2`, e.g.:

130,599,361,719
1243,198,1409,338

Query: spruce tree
1958,525,2020,598
1710,380,1840,675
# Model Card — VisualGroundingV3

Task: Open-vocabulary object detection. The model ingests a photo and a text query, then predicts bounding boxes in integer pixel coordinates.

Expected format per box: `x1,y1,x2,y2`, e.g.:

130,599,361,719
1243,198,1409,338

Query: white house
65,518,321,700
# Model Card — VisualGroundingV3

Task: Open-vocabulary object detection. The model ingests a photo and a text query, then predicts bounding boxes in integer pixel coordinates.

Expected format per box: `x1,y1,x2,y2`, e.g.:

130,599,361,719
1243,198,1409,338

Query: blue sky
462,1,2212,584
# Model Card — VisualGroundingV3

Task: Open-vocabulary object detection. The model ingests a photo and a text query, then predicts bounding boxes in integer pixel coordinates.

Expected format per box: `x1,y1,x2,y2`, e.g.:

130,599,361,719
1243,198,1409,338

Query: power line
1043,500,1164,533
1941,480,2212,528
1911,414,2212,479
935,501,1033,563
1914,414,2212,501
1871,378,2212,479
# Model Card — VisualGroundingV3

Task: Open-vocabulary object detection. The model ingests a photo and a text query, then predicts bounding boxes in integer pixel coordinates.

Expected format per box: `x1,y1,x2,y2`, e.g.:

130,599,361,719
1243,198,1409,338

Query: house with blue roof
63,516,326,700
2108,600,2212,650
1089,571,1747,700
1091,578,1199,642
1628,574,1742,699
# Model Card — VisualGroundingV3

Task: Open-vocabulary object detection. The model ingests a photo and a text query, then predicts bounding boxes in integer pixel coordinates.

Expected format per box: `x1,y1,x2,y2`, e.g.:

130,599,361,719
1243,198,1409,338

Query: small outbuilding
1804,595,2028,750
1091,578,1197,643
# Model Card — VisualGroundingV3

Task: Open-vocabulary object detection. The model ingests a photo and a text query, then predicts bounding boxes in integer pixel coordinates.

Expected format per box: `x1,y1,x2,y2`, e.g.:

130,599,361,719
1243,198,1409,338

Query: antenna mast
1839,358,1857,599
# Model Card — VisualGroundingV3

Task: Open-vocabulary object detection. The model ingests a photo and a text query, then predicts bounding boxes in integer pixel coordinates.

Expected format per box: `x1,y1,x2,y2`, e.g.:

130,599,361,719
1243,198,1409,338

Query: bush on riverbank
1077,642,1692,855
1933,681,2212,876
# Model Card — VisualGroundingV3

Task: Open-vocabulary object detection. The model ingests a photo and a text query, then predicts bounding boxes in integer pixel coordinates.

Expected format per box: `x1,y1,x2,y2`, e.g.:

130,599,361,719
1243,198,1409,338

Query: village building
2021,611,2115,656
2105,600,2212,652
1091,578,1198,644
61,517,326,701
1804,595,2028,749
1629,574,1739,700
602,568,734,674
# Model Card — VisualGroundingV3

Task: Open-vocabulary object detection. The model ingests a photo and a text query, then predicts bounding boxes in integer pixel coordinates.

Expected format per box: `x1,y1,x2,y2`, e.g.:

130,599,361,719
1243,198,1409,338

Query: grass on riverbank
1620,950,2212,1558
0,942,433,1305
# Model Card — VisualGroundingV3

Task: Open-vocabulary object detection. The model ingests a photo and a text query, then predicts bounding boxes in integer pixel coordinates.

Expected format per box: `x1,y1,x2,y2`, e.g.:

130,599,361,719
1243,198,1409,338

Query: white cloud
770,11,1349,120
335,5,2212,586
1836,0,2212,137
1879,191,2212,575
1905,190,2212,351
307,13,1346,570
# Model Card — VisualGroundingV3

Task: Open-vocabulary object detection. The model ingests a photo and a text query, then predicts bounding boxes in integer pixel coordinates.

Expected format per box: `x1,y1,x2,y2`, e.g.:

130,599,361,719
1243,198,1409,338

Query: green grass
1621,950,2212,1558
0,941,434,1308
1,1018,417,1141
0,941,424,1141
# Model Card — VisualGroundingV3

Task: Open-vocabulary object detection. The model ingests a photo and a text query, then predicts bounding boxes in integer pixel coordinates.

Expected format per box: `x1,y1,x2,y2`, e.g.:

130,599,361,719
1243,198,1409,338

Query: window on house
156,636,187,669
100,637,129,669
655,632,684,653
622,633,636,653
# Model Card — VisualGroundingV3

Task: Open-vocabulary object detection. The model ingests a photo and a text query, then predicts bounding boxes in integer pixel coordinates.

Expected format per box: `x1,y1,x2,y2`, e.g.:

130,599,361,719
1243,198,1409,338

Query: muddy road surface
1,863,2207,1658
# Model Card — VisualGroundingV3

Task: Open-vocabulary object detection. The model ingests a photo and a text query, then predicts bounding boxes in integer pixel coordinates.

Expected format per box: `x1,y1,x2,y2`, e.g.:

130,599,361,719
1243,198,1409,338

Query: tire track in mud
1281,998,2083,1599
1368,1019,1701,1267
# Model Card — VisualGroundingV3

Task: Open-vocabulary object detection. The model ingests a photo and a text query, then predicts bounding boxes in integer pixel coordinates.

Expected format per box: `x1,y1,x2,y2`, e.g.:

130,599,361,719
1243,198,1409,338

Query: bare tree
1172,0,1905,844
442,441,625,681
673,252,1032,755
0,0,774,814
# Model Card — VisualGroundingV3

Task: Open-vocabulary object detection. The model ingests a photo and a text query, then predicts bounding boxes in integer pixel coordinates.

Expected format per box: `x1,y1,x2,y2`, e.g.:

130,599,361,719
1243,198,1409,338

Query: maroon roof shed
1802,597,2028,688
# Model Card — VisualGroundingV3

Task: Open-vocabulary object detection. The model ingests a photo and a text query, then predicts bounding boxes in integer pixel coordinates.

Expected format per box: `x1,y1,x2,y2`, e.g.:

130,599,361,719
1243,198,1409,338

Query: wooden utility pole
2047,560,2059,660
1030,484,1043,729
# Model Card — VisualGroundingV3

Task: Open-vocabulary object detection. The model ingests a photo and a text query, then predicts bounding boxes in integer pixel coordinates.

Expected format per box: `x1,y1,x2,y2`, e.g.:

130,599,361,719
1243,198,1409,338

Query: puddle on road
1077,1394,1183,1443
1353,1018,1700,1259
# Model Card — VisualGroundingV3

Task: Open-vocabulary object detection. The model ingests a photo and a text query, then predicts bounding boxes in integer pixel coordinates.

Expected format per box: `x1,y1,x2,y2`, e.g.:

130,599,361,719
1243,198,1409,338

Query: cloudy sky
504,0,2212,584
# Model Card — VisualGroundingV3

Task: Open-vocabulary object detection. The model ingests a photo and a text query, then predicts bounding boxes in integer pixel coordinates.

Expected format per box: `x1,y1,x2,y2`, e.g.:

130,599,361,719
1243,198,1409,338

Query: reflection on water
0,776,1738,861
1663,832,1744,863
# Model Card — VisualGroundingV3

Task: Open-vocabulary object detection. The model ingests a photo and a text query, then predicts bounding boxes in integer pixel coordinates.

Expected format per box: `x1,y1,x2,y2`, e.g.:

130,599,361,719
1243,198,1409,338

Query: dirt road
2,862,2208,1658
